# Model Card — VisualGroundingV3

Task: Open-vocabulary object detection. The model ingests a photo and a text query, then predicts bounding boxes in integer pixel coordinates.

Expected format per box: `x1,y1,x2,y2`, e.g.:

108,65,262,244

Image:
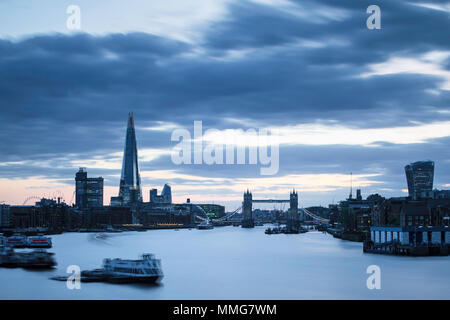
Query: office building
0,204,10,228
150,184,172,204
75,168,104,208
405,161,434,199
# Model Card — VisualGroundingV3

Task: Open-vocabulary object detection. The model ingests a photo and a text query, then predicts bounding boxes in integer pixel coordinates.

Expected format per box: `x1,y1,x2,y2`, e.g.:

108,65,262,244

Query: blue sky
0,0,449,209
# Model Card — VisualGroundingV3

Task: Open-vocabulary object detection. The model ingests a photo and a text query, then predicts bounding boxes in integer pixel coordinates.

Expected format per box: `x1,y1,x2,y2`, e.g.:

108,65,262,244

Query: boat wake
91,233,113,245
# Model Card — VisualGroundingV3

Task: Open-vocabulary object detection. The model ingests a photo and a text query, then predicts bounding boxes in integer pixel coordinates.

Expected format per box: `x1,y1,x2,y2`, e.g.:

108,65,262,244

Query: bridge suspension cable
212,206,242,222
195,206,242,222
301,208,329,223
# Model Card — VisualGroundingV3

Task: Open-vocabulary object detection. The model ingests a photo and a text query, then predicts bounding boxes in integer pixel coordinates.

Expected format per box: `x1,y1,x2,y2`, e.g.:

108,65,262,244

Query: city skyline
0,0,449,304
0,111,448,210
0,0,449,209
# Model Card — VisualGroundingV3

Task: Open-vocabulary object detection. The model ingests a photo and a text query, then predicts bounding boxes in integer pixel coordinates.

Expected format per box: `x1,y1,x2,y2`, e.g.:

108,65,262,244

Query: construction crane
69,191,76,206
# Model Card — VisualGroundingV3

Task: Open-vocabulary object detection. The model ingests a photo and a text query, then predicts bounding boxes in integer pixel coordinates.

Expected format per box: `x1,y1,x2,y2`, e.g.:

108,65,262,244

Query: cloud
361,51,450,90
200,120,450,147
409,2,450,12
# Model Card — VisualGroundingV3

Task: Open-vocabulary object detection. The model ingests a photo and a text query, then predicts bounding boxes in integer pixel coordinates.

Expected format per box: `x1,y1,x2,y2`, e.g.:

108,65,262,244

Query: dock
364,226,449,256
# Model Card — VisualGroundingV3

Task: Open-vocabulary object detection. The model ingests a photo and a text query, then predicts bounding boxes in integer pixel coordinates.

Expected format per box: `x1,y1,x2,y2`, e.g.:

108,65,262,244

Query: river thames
0,226,449,299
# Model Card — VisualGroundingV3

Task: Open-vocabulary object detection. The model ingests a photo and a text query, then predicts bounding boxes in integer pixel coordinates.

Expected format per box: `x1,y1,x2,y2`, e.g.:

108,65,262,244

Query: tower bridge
242,190,300,232
192,190,329,228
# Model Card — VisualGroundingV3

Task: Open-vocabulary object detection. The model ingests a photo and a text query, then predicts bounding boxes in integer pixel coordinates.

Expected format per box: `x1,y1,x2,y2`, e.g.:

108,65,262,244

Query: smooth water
0,226,449,299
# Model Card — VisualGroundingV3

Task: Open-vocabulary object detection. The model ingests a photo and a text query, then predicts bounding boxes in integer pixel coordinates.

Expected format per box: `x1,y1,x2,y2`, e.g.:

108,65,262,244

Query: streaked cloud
361,51,450,90
201,121,450,147
409,2,450,12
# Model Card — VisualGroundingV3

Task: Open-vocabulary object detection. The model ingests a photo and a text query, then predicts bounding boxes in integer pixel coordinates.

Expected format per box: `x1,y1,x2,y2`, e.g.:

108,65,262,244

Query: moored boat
27,235,52,248
17,249,57,269
0,246,56,269
197,221,214,230
6,234,27,248
0,245,19,267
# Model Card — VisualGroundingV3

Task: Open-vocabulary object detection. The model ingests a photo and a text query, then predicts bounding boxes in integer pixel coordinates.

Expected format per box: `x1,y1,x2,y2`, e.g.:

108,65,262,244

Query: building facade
75,167,104,208
150,184,172,204
135,202,193,227
0,204,10,228
82,206,133,228
372,197,450,228
198,204,225,219
339,190,384,233
7,198,77,231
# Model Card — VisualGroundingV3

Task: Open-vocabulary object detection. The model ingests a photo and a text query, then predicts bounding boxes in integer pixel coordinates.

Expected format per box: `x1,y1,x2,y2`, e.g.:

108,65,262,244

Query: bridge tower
286,190,299,233
242,189,254,228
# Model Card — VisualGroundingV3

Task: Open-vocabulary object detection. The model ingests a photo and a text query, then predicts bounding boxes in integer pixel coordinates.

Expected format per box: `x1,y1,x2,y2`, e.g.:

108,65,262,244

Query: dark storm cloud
204,0,449,56
0,0,449,198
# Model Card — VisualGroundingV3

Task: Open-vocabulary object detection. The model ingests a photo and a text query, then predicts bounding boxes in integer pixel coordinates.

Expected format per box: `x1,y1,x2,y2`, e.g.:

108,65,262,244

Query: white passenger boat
27,235,52,248
103,253,164,283
51,253,163,284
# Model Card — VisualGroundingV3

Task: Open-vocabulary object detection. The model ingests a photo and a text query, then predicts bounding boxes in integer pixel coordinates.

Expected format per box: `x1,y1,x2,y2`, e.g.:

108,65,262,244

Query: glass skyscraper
118,112,142,204
405,160,434,199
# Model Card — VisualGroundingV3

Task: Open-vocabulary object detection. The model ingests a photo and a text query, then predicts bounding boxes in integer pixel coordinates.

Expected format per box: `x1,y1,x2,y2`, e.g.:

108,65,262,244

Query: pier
364,226,450,256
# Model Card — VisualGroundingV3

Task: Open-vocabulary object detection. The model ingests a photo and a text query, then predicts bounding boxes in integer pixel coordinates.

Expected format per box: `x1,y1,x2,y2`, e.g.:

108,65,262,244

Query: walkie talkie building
405,160,435,199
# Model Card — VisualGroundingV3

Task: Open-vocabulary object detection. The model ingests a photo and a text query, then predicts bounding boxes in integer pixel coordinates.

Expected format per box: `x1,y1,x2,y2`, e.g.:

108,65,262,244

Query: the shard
118,112,142,204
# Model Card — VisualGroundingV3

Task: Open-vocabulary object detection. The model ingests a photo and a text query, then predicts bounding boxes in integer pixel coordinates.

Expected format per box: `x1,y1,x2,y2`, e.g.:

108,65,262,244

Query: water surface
0,226,448,299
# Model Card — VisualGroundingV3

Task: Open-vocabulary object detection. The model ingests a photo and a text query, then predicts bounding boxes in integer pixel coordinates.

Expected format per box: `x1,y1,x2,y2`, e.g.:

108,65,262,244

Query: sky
0,0,449,210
